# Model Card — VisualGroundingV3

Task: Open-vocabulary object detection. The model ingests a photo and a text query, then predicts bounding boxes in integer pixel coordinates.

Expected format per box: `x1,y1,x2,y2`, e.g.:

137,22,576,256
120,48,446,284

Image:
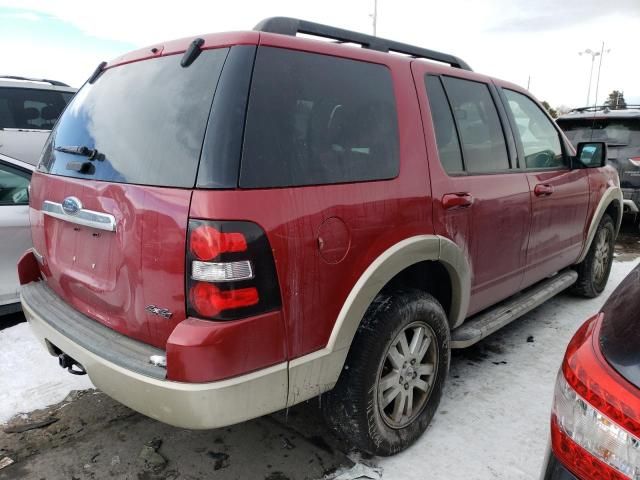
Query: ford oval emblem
61,196,82,215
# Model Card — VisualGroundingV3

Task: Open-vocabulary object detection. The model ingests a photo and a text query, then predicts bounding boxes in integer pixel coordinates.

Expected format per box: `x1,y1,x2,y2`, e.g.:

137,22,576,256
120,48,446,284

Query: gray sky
1,0,638,108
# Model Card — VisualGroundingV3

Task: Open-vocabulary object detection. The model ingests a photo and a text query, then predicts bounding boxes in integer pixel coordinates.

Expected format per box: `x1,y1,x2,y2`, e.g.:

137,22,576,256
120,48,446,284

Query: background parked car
0,76,76,164
0,152,34,315
557,106,640,222
542,262,640,480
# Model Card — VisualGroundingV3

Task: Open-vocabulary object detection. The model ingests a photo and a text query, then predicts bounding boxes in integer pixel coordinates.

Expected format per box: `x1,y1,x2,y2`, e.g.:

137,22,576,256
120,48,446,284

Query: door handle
534,184,554,197
442,193,474,210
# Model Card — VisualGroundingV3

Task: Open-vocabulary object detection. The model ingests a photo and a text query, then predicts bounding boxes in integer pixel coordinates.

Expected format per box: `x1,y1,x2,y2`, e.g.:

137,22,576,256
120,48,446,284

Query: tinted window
442,77,509,172
425,75,463,173
558,118,640,148
504,89,564,169
0,162,30,205
240,47,399,188
0,88,73,130
40,49,229,188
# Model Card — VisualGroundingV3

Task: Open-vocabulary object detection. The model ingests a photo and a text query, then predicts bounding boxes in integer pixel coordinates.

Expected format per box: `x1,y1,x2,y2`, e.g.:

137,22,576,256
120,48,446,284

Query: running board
450,270,578,348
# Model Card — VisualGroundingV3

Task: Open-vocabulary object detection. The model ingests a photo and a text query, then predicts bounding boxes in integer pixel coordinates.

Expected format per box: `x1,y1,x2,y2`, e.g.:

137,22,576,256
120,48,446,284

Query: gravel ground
1,222,638,480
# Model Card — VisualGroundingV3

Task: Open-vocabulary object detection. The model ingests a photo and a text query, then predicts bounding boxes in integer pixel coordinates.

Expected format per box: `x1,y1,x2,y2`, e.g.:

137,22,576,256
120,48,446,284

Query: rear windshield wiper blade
607,143,628,147
54,145,104,161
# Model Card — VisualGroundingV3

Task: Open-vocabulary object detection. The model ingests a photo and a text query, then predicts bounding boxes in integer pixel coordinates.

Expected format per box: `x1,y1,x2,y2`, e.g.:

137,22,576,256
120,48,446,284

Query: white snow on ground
0,322,93,424
0,261,638,478
377,259,640,480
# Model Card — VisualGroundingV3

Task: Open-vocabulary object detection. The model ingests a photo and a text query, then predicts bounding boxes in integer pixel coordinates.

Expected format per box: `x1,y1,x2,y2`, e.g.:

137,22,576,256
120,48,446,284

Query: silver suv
0,76,75,164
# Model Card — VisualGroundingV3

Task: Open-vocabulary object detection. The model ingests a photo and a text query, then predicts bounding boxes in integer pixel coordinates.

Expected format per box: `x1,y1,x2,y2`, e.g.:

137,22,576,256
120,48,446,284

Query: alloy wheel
377,321,439,429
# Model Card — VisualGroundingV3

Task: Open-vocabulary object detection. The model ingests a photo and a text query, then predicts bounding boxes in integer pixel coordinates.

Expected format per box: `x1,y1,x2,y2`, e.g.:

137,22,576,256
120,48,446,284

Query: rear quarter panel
190,40,431,359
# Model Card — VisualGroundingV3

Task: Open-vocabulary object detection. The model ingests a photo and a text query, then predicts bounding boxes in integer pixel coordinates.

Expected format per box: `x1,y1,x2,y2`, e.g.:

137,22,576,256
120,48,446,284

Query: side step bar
450,270,578,348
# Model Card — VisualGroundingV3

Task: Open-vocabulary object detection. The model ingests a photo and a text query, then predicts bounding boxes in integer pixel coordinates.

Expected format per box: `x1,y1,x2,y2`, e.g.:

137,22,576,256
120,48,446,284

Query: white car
0,152,34,315
0,76,76,164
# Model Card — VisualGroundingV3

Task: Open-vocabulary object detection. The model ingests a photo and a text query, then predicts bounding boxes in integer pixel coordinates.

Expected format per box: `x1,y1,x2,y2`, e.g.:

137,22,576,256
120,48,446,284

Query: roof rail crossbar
571,104,640,113
253,17,472,71
0,75,70,87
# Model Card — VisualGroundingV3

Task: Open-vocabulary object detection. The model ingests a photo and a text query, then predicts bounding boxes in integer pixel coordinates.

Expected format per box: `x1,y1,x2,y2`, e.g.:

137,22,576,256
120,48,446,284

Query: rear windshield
39,49,229,188
557,118,640,148
0,87,73,130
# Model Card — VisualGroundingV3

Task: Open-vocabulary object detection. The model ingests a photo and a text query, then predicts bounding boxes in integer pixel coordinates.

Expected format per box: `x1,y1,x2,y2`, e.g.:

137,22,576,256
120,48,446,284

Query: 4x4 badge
145,305,172,319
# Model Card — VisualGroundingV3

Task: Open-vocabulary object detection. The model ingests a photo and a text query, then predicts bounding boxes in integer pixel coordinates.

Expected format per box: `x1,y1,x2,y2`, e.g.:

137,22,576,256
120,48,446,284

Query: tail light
629,157,640,168
186,220,281,320
551,314,640,479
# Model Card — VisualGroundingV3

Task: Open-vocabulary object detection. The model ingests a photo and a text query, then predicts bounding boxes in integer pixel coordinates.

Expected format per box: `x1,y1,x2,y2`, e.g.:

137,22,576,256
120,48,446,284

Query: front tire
572,214,615,298
323,290,450,456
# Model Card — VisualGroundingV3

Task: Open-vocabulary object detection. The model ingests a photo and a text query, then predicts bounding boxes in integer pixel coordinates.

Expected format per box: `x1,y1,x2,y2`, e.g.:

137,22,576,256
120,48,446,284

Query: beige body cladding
22,235,468,429
575,186,623,264
21,188,620,428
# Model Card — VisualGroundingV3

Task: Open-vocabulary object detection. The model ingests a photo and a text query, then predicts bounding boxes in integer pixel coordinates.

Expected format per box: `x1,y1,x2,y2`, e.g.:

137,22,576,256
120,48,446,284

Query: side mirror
576,142,607,168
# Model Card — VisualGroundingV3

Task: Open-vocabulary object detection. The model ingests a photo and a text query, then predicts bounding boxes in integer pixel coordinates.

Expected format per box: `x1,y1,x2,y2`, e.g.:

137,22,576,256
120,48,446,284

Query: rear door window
503,89,565,169
240,47,399,188
39,49,229,188
0,88,73,130
424,75,464,173
441,77,509,173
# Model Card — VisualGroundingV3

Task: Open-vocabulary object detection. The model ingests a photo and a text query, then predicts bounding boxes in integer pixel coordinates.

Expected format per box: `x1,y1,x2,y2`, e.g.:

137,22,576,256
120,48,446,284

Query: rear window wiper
54,145,104,161
606,143,628,147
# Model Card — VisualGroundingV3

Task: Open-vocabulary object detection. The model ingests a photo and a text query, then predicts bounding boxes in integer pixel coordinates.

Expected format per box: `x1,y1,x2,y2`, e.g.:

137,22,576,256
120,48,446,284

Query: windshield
557,118,640,148
0,87,73,130
39,48,229,188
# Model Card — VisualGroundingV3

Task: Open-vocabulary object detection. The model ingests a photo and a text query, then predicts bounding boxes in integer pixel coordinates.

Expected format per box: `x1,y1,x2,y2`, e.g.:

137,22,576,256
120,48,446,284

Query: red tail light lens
186,220,281,321
189,225,247,261
551,314,640,479
629,157,640,168
189,283,259,317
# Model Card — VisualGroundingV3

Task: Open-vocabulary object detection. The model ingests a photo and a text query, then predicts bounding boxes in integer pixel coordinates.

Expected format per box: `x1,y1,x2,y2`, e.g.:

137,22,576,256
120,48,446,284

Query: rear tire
323,290,450,456
572,214,615,298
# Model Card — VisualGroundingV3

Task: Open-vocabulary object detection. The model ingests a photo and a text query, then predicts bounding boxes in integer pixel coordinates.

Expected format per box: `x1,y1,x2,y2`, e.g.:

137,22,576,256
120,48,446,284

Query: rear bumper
21,281,288,429
540,447,579,480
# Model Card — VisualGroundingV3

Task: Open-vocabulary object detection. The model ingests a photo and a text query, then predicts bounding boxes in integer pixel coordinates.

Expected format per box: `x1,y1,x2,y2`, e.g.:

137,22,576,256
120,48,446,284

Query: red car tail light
189,283,259,317
189,225,248,261
551,314,640,479
629,157,640,168
186,220,280,320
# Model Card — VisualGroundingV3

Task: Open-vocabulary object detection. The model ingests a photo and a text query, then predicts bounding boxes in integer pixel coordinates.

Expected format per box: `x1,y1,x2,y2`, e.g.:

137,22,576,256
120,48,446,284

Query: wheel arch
328,235,470,353
576,186,623,264
287,235,470,406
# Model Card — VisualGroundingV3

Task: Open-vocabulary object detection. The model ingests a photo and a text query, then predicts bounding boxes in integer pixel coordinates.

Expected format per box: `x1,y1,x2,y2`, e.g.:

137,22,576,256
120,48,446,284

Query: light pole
593,43,611,109
578,49,600,107
371,0,378,36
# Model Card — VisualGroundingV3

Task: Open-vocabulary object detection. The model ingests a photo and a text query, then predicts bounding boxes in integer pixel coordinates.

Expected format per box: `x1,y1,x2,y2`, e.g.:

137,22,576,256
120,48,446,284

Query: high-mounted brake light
629,157,640,168
551,315,640,479
186,220,281,321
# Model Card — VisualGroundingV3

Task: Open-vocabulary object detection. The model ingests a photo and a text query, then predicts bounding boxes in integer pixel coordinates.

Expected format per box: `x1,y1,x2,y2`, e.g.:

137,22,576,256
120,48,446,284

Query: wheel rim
593,227,611,286
376,321,438,429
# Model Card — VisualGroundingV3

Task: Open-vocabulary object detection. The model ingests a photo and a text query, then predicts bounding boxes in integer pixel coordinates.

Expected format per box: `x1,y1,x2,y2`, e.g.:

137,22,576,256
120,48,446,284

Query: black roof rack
570,105,640,113
254,17,472,71
0,75,70,87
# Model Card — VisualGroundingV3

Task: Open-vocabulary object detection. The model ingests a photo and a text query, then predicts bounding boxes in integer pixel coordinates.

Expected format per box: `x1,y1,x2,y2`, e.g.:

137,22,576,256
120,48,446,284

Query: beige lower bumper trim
22,296,288,430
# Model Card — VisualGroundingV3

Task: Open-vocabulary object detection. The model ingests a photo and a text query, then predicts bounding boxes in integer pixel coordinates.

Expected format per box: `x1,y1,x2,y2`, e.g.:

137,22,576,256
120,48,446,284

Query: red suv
18,18,623,455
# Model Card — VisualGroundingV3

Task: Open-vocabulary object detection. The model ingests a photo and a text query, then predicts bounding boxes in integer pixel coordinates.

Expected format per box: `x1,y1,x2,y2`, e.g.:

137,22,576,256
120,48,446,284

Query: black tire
322,290,450,456
572,214,615,298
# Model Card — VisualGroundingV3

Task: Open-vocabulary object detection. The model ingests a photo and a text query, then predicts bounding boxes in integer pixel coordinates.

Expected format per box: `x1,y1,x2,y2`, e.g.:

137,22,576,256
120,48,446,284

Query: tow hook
58,353,87,376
